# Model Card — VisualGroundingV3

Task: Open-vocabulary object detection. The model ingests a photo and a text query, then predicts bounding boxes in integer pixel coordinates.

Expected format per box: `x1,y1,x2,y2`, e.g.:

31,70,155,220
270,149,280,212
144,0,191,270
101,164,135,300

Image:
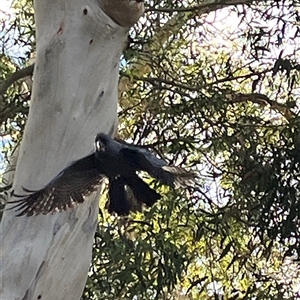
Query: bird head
95,133,123,156
95,133,110,152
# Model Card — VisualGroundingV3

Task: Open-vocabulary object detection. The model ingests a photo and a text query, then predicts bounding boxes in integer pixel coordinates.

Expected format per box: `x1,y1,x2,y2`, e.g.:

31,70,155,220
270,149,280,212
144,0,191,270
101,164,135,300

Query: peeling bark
0,1,143,299
99,0,144,27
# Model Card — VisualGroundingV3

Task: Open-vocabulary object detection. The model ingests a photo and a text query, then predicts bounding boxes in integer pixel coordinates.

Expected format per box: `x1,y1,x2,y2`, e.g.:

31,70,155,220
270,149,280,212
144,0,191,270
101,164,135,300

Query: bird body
7,133,196,216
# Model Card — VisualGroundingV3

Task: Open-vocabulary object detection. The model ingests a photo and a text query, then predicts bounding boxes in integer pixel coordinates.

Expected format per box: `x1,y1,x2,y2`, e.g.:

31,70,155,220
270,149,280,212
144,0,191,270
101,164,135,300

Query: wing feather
119,148,196,187
6,154,104,216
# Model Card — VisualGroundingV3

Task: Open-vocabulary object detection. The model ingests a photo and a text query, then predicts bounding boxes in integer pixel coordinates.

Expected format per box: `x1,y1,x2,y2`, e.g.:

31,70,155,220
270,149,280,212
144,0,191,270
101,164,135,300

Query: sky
0,0,12,21
0,1,13,175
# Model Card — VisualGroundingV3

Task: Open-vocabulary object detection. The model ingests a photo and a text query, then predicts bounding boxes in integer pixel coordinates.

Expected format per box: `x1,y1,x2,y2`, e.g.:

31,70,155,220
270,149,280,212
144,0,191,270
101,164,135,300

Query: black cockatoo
8,133,196,216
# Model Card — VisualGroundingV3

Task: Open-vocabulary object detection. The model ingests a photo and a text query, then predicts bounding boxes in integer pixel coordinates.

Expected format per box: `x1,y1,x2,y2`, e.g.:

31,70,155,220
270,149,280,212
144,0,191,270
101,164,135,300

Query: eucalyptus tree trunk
0,1,143,299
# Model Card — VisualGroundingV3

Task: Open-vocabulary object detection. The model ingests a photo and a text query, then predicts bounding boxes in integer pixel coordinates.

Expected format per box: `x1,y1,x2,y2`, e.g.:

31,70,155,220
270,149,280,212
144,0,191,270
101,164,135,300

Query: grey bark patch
35,261,47,280
36,39,65,102
67,209,78,231
21,289,30,300
93,91,104,110
21,261,47,300
82,206,97,234
108,120,118,137
53,214,65,235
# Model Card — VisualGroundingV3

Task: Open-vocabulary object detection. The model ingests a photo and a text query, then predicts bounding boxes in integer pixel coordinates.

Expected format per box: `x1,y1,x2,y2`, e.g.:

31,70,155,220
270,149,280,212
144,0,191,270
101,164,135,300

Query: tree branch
146,0,262,13
99,0,144,27
0,64,34,96
229,92,296,120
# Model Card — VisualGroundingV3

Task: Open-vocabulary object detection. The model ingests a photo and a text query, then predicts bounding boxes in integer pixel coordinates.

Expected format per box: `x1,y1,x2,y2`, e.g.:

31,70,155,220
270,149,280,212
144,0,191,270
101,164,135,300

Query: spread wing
119,147,196,187
115,138,167,168
6,154,104,216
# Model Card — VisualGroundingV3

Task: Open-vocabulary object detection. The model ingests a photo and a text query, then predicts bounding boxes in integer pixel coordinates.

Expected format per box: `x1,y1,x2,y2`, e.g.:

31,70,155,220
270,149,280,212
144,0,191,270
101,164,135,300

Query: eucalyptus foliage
1,0,300,299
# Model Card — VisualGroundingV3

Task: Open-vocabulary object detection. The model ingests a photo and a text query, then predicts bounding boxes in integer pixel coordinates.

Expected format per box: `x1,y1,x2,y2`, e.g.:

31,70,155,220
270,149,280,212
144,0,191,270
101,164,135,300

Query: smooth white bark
0,0,143,299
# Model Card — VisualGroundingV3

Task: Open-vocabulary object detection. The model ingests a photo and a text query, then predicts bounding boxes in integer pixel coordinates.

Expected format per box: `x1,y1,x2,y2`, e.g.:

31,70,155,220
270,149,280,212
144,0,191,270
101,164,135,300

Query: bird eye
96,140,105,151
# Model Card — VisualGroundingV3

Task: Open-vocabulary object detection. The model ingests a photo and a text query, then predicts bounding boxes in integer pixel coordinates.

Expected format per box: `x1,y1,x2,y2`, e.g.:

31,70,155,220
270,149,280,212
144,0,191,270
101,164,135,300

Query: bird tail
124,176,161,207
108,178,131,216
162,166,197,187
107,176,161,216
